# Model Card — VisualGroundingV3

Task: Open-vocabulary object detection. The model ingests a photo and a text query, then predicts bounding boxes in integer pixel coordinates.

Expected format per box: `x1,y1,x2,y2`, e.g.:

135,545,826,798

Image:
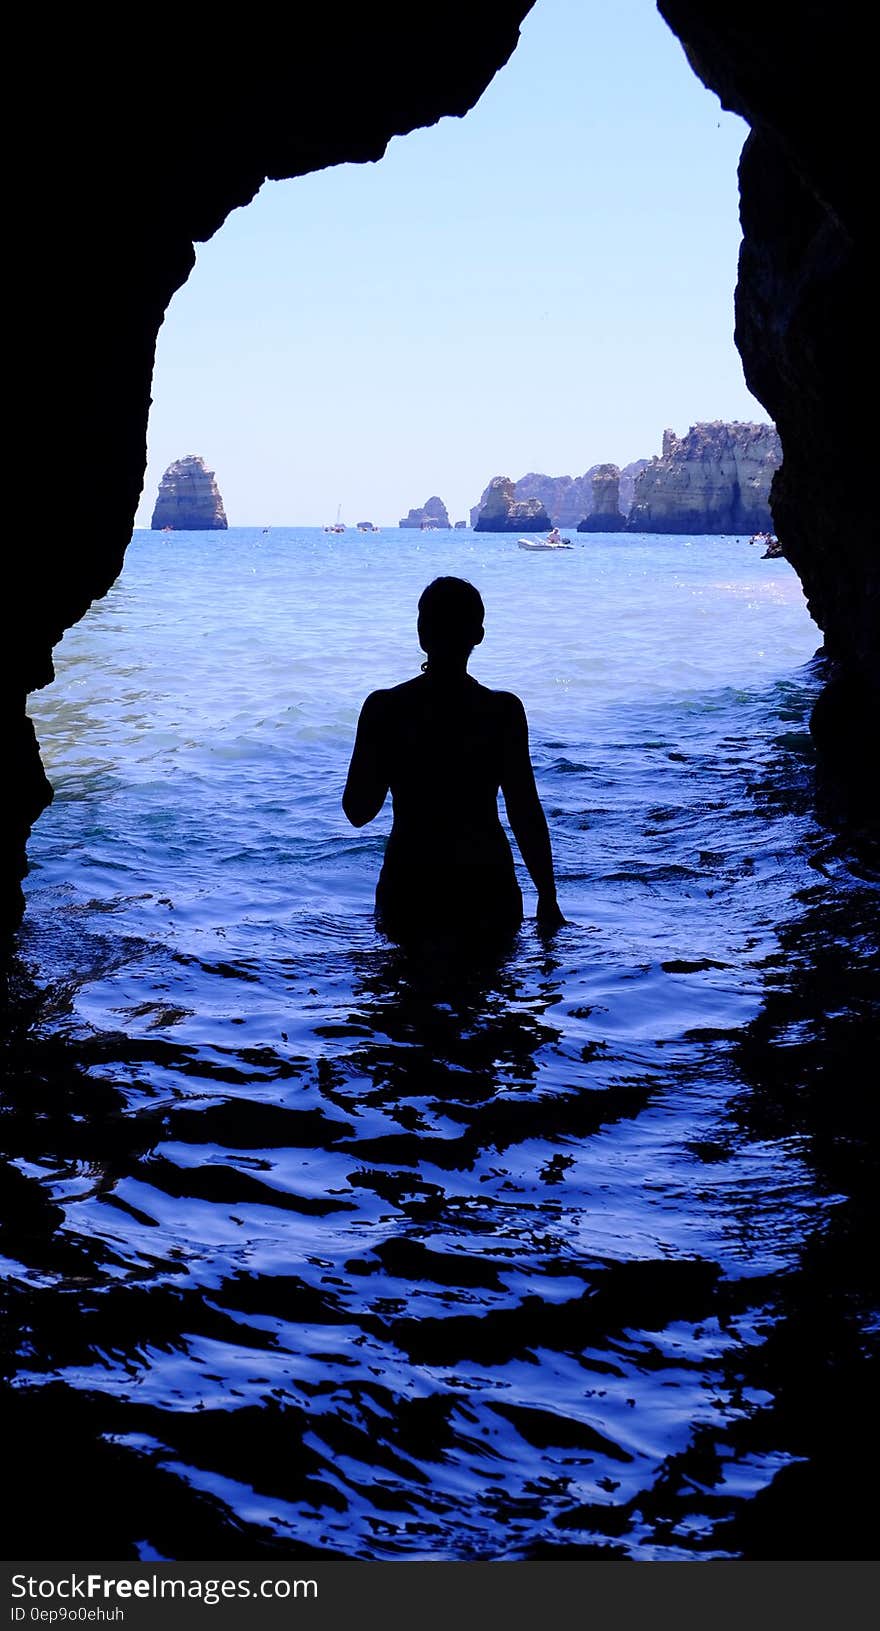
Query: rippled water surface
5,528,878,1559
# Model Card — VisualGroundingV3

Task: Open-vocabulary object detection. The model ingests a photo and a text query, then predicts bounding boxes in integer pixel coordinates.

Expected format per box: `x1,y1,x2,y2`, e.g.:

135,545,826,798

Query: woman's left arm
499,694,565,929
342,691,390,827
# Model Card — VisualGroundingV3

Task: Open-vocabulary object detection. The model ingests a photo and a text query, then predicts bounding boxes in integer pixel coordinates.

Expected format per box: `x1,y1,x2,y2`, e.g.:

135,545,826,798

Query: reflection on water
2,531,878,1559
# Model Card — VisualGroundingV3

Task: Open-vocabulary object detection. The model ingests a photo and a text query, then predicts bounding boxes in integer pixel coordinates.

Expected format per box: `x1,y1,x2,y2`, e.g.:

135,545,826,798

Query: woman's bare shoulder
361,676,421,716
479,685,527,722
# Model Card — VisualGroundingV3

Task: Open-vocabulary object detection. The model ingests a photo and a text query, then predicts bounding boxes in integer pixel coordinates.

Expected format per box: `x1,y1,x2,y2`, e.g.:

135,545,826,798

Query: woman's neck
422,657,472,684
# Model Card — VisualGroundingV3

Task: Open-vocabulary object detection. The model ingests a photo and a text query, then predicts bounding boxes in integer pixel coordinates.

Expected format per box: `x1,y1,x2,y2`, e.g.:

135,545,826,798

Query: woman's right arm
499,695,565,929
342,691,390,827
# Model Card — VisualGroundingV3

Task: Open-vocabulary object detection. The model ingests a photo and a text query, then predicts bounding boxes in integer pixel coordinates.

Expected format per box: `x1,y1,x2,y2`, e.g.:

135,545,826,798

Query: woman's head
417,577,485,663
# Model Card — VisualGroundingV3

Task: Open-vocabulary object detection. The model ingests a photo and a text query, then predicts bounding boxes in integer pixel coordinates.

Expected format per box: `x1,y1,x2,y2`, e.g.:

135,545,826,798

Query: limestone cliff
626,422,780,534
471,460,650,528
577,465,626,532
151,456,227,531
512,472,595,529
473,477,552,533
398,495,450,529
618,459,649,519
471,470,596,528
472,476,514,529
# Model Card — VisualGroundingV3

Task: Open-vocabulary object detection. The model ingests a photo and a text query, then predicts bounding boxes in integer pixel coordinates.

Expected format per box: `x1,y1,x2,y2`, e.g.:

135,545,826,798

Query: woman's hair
417,577,485,655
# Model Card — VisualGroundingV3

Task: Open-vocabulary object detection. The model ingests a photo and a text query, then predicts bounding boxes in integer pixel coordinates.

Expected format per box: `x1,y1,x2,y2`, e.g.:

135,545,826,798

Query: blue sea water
7,527,878,1559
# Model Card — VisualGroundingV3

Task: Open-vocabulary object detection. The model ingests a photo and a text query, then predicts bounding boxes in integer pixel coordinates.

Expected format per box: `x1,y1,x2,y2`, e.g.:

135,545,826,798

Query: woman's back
342,577,563,945
380,674,515,846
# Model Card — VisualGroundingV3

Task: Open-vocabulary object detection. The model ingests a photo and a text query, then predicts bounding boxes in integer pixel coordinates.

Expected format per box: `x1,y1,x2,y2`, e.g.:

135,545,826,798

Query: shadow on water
2,665,878,1561
719,869,880,1559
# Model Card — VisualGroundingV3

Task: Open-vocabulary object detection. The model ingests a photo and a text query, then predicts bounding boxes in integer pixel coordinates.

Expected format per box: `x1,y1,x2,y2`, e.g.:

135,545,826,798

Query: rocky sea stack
627,423,780,534
399,496,450,529
473,476,552,532
470,462,651,528
502,472,594,530
151,456,228,531
577,465,627,532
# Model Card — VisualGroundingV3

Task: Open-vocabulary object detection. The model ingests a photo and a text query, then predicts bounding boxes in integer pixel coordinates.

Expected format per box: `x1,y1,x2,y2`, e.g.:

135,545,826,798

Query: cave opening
25,0,797,955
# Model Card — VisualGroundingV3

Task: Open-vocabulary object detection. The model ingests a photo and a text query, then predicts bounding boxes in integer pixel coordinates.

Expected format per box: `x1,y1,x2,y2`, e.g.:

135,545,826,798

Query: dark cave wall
3,2,874,933
4,3,534,932
657,1,874,758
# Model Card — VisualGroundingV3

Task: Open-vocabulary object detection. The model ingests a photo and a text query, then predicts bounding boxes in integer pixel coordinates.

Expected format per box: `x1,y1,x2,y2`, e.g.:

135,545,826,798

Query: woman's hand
536,893,566,932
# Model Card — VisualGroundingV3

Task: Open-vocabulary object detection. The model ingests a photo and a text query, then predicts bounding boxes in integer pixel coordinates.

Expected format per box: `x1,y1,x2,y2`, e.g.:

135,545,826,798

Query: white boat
518,529,572,552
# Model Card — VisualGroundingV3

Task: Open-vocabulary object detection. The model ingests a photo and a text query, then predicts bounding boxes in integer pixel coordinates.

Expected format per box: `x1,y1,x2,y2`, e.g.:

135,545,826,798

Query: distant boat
750,530,781,556
357,521,378,533
518,529,572,552
323,504,346,533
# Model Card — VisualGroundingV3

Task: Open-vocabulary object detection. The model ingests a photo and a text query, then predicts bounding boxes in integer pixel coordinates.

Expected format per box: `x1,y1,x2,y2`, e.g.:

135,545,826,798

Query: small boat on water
750,531,782,557
518,528,572,552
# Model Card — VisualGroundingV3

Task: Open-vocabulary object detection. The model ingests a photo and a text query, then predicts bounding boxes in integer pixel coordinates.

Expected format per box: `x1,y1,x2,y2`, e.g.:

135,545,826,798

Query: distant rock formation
470,459,651,528
627,422,781,534
399,495,450,528
151,455,227,530
473,476,552,533
467,431,778,535
577,465,626,532
470,471,593,528
618,459,650,518
473,476,515,528
513,472,595,529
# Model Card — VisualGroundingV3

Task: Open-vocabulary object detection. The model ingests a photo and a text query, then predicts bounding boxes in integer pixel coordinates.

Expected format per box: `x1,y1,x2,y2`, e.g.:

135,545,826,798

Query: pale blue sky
135,0,762,529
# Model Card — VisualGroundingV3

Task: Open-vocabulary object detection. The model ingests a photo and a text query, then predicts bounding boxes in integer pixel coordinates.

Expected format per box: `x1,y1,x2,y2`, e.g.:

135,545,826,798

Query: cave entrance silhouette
22,0,784,936
7,2,876,1577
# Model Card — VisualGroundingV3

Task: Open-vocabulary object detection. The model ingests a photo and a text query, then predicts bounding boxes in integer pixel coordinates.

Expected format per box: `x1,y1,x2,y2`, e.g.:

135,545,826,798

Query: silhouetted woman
343,577,564,944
